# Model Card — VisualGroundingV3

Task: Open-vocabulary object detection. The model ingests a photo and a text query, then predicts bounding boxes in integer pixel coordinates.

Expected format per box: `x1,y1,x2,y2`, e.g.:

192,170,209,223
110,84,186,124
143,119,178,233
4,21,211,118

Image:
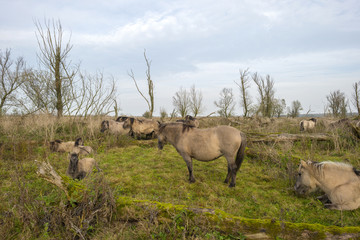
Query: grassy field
1,115,360,239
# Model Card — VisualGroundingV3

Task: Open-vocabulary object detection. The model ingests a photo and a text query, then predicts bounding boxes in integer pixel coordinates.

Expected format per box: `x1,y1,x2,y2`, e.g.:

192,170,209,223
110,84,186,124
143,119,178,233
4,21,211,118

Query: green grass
1,115,360,239
93,141,360,227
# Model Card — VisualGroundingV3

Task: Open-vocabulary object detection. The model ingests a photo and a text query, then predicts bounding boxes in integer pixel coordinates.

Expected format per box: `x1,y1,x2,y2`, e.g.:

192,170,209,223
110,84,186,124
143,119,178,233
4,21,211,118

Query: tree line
0,19,358,118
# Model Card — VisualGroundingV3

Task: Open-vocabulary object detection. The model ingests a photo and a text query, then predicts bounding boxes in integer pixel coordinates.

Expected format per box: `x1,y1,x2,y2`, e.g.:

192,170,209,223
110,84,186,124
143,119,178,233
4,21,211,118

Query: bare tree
352,81,360,116
327,90,348,118
189,85,204,117
252,73,275,117
235,68,251,117
272,98,286,117
0,49,29,115
19,70,56,114
214,88,235,118
173,87,190,117
287,100,303,118
128,49,154,118
35,18,78,117
66,71,117,118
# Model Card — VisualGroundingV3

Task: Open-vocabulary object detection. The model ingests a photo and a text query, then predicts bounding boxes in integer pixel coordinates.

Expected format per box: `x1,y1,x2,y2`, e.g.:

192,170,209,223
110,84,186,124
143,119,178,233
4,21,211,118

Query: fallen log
248,133,332,143
35,160,70,200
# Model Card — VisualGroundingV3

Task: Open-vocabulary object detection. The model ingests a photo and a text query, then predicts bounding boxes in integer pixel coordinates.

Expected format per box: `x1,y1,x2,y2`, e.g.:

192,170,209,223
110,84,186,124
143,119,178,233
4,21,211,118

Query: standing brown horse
157,123,246,187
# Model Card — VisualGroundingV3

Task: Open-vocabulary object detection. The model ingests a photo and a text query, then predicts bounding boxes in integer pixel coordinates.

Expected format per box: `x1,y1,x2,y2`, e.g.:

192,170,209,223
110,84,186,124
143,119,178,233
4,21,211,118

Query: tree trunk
55,47,63,117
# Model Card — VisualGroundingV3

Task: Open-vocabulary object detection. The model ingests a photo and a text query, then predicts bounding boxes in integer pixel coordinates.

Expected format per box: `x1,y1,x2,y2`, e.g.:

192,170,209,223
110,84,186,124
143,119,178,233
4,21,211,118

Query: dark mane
354,167,360,176
159,122,194,133
75,137,83,146
116,116,128,122
182,124,195,133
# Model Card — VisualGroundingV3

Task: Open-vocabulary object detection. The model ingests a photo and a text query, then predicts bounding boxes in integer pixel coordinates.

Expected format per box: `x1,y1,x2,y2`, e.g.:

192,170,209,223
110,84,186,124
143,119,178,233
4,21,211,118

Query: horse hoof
229,183,235,188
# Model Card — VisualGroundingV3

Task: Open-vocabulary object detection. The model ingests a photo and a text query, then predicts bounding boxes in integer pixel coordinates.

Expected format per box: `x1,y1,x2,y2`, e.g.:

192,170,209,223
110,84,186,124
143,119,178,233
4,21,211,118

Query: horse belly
190,145,222,161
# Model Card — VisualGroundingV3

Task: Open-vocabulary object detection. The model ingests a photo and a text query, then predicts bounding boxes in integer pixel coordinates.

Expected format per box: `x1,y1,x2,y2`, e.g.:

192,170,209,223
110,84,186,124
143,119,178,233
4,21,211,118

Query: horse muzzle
294,185,309,195
158,141,164,150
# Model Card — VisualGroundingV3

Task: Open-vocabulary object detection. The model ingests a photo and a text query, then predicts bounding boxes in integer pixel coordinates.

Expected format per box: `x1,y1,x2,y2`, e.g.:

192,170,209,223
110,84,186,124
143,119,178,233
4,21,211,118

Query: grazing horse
157,123,247,187
176,115,200,128
67,149,99,180
123,117,159,139
300,118,317,131
100,119,130,135
295,160,360,210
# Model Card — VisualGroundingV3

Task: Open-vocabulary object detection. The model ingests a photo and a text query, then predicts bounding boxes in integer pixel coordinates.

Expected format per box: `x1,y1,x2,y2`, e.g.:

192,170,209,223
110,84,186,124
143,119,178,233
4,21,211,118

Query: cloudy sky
1,0,360,116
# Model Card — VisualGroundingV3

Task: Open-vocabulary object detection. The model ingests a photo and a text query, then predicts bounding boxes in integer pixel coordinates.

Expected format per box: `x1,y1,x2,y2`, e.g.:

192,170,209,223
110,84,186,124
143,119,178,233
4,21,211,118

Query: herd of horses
49,116,360,211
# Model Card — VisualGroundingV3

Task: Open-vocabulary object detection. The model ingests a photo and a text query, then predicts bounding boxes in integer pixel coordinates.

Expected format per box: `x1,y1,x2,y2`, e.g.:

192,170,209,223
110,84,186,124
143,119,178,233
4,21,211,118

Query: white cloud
1,0,360,115
75,10,215,47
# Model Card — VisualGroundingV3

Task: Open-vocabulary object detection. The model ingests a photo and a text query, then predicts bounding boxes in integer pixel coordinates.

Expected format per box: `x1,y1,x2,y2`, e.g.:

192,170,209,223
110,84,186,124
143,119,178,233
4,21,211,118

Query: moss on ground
116,196,360,239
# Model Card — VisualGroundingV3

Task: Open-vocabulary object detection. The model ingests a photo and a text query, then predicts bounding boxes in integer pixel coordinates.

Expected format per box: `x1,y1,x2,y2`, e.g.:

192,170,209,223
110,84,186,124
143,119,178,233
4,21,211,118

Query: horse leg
225,155,237,187
180,153,195,183
326,183,360,210
224,166,231,184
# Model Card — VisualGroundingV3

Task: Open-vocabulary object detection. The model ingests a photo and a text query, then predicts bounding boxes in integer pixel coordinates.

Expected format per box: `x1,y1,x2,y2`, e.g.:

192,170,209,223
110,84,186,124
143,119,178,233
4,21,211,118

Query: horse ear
300,160,308,168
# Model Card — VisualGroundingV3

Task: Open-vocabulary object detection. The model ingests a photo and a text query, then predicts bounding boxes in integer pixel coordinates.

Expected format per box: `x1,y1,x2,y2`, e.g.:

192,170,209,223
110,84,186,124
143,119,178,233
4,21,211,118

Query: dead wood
249,133,332,143
35,160,70,200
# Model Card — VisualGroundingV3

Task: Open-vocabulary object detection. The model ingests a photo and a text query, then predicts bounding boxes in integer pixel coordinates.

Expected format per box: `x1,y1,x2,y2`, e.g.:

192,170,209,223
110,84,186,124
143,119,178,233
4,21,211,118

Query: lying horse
294,160,360,210
157,123,246,187
176,115,199,128
123,117,159,139
300,118,317,131
50,138,82,152
100,119,130,135
73,137,94,155
67,149,99,180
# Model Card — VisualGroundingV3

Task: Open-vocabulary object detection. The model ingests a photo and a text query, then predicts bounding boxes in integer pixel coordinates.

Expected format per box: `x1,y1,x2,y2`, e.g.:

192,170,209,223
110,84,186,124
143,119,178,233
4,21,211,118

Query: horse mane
159,122,194,133
309,118,317,123
309,161,354,177
353,167,360,176
182,124,195,133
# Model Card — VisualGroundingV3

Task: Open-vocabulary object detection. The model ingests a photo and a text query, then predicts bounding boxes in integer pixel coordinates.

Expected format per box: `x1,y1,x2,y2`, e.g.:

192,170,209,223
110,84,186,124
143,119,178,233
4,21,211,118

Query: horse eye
298,173,302,176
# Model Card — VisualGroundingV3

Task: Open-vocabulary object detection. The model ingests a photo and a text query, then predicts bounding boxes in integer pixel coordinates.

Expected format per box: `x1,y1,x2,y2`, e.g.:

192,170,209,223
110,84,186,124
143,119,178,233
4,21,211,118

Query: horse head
294,160,319,195
75,137,84,146
100,120,109,133
68,152,79,176
157,123,168,150
49,140,62,151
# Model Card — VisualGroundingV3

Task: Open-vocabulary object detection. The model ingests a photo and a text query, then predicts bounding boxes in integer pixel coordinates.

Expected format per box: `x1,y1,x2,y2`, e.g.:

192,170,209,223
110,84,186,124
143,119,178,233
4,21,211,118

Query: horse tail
236,132,247,171
300,121,304,131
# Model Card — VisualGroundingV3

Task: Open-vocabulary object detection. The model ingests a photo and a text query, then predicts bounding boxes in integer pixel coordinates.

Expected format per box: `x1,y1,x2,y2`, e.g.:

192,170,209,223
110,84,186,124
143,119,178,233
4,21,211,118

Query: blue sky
1,0,360,116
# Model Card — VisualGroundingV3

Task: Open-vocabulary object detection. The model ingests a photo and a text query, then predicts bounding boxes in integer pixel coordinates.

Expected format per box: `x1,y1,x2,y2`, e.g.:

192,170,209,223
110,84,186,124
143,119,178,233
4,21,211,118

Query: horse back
78,158,96,173
215,125,242,143
185,125,241,155
134,119,159,134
